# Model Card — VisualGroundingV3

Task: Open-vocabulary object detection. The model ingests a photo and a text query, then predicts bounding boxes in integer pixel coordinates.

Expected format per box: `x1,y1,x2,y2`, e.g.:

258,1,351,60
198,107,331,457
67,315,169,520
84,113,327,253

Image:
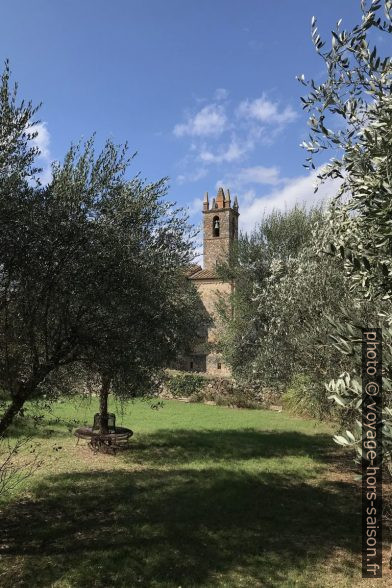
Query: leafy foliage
300,0,392,298
166,373,205,398
283,373,339,421
0,63,207,434
217,207,357,418
0,59,41,182
300,0,392,473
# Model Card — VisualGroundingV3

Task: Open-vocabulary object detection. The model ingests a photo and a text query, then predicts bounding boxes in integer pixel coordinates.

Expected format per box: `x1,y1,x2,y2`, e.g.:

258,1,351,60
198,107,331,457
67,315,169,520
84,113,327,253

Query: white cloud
199,128,264,165
173,92,299,184
241,189,258,204
186,197,204,217
176,168,208,184
191,233,204,265
173,104,227,137
214,88,229,101
229,165,283,187
238,167,342,233
31,122,52,185
32,122,50,159
199,139,246,164
38,166,53,186
237,95,298,126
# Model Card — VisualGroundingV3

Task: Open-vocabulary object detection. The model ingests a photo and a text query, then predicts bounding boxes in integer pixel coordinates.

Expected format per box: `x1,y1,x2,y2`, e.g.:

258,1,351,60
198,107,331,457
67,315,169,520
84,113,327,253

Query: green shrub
166,372,264,409
283,373,336,421
166,373,205,398
219,391,260,410
189,389,207,403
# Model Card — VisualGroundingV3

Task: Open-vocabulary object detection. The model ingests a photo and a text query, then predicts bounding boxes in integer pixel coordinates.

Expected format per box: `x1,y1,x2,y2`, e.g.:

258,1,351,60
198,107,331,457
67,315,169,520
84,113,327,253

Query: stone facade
203,187,239,270
178,187,239,376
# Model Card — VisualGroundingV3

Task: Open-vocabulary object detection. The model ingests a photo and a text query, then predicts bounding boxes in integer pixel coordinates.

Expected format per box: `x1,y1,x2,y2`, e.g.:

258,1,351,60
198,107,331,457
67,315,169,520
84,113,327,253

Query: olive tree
0,59,41,181
0,64,205,435
217,206,354,417
299,0,392,469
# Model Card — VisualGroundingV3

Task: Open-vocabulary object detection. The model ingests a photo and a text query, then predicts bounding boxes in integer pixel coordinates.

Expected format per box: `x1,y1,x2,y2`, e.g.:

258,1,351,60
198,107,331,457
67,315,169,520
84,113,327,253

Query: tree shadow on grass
5,414,88,440
128,428,335,467
0,428,361,587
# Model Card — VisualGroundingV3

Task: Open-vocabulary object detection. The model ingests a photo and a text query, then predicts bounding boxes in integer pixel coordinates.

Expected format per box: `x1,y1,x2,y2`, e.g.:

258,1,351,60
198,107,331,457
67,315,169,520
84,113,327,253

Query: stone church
177,186,239,376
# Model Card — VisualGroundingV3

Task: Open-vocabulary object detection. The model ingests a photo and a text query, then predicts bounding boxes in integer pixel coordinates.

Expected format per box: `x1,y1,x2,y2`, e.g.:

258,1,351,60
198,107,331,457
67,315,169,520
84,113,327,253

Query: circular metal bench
74,426,133,454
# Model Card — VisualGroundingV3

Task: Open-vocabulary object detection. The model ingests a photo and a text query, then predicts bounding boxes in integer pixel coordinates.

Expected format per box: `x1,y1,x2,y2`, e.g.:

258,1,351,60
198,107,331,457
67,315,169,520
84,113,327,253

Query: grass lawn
0,397,389,587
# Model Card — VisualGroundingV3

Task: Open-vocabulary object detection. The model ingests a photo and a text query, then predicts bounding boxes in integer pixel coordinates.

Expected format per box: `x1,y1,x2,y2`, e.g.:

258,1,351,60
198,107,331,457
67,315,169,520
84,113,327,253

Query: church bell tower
202,187,239,270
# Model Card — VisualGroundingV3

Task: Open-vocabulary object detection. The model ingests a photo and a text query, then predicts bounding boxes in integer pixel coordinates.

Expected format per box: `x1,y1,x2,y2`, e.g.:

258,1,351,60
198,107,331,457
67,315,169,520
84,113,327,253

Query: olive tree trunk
0,394,25,437
99,374,111,434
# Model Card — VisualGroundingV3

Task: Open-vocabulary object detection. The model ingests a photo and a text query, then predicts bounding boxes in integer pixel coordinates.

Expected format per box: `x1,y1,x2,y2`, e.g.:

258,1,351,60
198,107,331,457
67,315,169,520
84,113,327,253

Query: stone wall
194,279,233,375
196,280,232,338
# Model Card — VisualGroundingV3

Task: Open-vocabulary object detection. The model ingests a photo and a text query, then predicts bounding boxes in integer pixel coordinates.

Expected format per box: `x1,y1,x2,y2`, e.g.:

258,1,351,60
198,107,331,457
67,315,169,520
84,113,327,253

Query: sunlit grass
0,397,385,587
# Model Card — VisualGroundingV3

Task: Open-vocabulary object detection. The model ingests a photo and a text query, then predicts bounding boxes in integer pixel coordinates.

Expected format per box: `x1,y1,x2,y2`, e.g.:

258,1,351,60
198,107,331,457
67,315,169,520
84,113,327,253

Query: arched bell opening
213,215,220,237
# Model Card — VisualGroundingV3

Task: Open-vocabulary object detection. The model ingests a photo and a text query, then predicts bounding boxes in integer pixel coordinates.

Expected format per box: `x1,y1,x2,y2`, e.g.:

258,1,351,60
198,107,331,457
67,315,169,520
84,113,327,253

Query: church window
217,362,222,370
213,216,220,237
190,361,194,370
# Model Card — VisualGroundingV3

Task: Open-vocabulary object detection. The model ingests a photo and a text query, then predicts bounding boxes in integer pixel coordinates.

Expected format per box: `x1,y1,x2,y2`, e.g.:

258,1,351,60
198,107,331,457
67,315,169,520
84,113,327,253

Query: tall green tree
0,64,205,435
218,206,354,415
299,0,392,468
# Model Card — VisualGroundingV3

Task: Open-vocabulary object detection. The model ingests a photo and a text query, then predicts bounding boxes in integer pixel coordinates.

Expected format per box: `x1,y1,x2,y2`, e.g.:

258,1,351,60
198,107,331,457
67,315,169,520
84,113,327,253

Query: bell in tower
213,217,220,237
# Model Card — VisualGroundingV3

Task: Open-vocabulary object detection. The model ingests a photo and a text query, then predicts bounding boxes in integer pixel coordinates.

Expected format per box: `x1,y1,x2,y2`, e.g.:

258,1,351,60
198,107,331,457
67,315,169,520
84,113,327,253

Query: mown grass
0,397,388,587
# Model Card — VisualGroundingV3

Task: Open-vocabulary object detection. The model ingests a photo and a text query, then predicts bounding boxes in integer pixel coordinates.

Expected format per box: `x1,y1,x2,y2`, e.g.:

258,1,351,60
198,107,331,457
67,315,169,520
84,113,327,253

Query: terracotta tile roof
184,264,202,277
189,268,219,280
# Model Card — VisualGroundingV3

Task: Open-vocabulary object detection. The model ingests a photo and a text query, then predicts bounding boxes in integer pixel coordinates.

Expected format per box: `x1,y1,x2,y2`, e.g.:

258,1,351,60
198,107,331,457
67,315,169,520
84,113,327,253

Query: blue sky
0,0,374,233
